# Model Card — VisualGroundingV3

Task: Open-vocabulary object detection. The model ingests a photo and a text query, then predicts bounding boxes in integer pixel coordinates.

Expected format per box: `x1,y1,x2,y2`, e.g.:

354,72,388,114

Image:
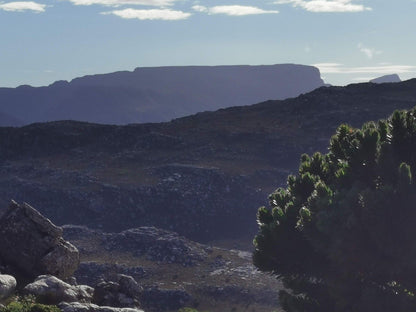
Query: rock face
0,201,79,282
0,64,325,126
0,274,16,301
24,275,93,305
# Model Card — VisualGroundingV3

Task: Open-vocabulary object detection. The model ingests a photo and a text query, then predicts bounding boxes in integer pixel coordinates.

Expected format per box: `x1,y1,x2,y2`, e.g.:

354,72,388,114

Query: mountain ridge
0,64,324,126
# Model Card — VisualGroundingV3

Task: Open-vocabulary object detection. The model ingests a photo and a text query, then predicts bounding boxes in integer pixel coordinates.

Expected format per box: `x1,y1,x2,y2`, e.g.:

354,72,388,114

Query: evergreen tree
253,108,416,312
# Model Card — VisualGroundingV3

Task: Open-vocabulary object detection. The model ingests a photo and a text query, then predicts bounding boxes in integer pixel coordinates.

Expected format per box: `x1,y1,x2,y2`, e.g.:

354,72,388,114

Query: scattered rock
58,302,144,312
0,201,79,282
106,227,207,266
74,262,146,287
92,275,142,309
23,275,93,305
63,225,207,267
0,274,16,301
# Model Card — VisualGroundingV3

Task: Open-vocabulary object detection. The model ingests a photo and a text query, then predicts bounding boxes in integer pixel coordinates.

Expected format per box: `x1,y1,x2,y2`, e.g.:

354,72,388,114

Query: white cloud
191,5,207,12
70,0,175,6
192,5,279,16
0,1,46,12
102,8,191,19
275,0,371,12
358,43,381,59
314,63,416,74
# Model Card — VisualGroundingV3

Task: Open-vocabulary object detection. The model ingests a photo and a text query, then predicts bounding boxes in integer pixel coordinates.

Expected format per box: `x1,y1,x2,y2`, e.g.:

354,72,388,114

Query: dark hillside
1,79,416,243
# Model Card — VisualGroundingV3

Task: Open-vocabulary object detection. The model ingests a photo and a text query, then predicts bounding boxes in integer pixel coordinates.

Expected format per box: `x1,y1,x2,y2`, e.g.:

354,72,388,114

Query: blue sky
1,0,415,87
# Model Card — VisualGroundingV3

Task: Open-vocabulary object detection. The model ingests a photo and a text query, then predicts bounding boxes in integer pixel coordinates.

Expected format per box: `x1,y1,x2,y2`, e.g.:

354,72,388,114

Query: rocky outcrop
0,201,79,282
23,275,93,305
63,225,208,267
92,275,142,309
58,302,144,312
73,262,146,288
63,224,283,312
0,274,16,301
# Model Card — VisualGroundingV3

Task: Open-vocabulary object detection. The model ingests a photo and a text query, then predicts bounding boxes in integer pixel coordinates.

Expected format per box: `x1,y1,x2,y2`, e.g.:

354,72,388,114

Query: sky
1,0,416,87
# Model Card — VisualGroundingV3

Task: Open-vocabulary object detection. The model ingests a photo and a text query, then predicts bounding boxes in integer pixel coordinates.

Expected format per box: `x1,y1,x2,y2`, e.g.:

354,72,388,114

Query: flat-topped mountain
1,79,416,243
370,74,401,84
0,64,324,126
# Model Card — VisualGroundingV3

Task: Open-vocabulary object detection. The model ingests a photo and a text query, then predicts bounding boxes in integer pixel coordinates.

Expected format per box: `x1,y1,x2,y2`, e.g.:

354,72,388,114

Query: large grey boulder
58,302,144,312
0,201,79,281
0,274,16,301
24,275,93,305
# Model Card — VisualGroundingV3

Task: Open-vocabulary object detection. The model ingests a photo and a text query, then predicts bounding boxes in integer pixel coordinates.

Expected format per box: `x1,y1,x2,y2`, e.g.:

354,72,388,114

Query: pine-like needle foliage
253,108,416,312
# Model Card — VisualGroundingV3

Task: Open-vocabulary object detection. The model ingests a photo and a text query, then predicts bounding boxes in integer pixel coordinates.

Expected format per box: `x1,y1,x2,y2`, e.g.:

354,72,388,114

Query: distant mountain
1,79,416,243
0,64,324,126
370,74,401,84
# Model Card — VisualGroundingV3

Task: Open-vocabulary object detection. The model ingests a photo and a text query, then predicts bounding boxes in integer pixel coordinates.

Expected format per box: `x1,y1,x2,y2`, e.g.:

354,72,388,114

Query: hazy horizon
1,63,413,89
1,0,416,88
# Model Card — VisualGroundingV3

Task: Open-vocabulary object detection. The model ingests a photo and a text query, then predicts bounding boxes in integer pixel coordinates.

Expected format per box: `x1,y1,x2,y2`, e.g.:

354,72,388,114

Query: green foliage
253,107,416,312
1,297,60,312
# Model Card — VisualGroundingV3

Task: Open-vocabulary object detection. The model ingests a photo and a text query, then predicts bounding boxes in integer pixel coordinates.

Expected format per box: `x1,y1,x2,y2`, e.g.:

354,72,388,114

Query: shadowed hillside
1,79,416,243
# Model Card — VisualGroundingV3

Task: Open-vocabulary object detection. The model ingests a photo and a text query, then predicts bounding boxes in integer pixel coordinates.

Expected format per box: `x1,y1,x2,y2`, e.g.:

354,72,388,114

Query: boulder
92,275,142,309
0,274,16,301
58,302,144,312
0,201,79,282
24,275,93,305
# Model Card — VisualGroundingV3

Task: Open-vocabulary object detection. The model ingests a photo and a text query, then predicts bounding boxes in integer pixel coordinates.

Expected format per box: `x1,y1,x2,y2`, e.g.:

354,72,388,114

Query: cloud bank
102,8,191,19
192,5,279,16
0,1,46,12
276,0,371,12
70,0,175,6
314,63,416,74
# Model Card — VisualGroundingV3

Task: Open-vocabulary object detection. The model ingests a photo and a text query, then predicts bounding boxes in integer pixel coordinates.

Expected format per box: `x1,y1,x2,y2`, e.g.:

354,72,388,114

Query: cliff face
1,79,416,243
0,64,324,126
